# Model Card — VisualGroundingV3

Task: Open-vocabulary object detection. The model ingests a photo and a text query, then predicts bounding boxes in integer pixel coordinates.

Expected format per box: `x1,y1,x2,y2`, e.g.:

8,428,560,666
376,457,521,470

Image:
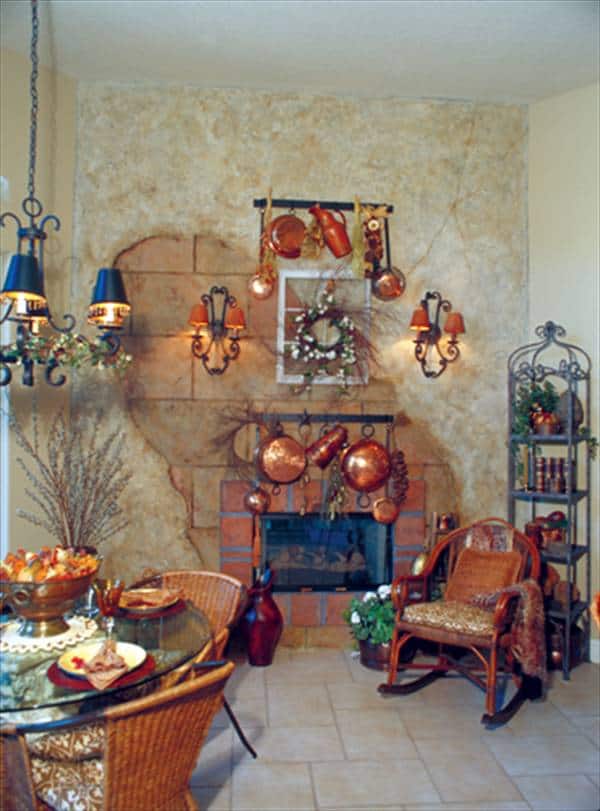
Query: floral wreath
287,286,359,393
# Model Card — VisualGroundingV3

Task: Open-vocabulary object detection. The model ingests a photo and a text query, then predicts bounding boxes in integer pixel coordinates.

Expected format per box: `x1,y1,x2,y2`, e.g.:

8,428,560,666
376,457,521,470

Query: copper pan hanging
340,438,391,494
305,424,348,470
254,431,307,485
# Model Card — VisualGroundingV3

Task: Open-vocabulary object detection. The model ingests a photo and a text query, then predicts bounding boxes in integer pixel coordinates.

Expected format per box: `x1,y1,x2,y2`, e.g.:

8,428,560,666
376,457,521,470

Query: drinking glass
92,578,124,639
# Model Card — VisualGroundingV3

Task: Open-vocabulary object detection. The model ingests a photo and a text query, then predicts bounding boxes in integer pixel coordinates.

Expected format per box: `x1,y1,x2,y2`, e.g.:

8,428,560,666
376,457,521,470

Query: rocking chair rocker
378,517,543,728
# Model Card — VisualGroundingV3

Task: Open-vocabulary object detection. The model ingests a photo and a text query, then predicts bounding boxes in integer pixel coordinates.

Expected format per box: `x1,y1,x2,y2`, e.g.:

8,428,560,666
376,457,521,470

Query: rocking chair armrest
492,591,520,631
391,574,429,611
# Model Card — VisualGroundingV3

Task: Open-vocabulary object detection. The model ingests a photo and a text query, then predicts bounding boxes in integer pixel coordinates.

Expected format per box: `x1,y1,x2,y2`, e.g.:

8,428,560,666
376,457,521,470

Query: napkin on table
83,639,128,690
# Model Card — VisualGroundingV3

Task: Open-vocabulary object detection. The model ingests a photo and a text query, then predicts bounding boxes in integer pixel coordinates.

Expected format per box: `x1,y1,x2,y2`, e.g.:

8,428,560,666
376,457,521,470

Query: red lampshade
409,305,430,332
225,305,246,331
189,302,209,328
444,311,465,336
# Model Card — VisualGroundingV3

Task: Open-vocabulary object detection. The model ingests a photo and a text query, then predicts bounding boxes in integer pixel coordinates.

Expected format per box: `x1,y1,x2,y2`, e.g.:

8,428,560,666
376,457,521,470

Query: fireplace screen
261,513,392,591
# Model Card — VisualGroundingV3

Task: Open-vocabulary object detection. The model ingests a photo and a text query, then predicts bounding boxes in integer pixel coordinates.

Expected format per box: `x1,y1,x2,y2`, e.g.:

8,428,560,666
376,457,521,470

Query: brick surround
220,475,426,646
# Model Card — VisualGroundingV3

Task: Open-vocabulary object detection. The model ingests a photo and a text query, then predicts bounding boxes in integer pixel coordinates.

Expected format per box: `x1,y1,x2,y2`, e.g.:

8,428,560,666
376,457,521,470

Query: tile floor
190,648,600,811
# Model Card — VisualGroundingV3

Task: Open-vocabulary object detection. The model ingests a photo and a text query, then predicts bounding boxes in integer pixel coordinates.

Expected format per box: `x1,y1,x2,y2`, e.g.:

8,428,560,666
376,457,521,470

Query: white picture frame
276,267,371,386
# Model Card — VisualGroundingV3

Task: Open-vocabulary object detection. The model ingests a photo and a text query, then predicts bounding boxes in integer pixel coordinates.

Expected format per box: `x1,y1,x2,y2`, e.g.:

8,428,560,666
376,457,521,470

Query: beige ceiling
1,0,599,104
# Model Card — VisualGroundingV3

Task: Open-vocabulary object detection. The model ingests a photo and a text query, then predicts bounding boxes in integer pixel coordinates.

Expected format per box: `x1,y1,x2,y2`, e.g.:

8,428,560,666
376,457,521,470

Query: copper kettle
308,205,352,258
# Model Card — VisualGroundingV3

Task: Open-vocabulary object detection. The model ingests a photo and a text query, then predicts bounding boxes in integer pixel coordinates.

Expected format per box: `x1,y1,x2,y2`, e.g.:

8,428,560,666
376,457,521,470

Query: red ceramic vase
241,580,283,667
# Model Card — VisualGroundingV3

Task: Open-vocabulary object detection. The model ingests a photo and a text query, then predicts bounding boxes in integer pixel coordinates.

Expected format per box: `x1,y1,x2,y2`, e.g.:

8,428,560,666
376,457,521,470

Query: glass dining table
0,601,213,720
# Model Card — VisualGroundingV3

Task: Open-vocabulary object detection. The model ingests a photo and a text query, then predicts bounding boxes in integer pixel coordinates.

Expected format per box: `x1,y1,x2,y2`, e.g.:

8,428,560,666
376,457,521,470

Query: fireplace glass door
261,513,392,591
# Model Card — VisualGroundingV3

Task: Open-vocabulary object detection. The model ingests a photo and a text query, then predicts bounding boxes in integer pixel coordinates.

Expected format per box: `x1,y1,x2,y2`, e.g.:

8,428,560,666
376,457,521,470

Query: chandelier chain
28,0,39,204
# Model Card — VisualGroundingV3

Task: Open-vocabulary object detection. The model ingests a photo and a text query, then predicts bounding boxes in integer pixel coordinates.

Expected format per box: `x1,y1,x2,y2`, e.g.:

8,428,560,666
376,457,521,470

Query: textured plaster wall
70,85,528,578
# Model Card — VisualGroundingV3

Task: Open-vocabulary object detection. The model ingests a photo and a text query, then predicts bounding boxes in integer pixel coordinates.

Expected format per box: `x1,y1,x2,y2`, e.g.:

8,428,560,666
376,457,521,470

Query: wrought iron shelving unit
507,322,592,679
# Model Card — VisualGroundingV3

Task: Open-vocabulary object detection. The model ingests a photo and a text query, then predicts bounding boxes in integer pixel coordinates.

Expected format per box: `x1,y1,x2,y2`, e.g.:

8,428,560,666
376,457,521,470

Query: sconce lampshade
87,268,131,329
189,302,209,328
225,305,246,331
444,311,465,336
1,253,46,302
409,305,430,332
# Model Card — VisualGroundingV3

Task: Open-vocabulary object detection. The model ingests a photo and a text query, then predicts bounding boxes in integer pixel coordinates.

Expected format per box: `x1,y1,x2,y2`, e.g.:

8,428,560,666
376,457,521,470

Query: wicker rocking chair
378,517,543,728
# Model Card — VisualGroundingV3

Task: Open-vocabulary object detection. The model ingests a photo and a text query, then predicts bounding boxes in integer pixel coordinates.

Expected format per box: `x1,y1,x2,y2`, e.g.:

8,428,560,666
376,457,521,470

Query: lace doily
0,616,98,654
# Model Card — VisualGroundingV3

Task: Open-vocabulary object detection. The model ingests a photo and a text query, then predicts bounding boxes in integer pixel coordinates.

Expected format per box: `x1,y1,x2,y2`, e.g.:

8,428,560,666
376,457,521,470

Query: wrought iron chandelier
0,0,131,387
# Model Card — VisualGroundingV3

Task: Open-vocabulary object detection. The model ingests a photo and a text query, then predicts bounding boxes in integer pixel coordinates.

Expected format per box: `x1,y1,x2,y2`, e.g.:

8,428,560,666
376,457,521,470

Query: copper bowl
341,438,391,493
0,566,100,637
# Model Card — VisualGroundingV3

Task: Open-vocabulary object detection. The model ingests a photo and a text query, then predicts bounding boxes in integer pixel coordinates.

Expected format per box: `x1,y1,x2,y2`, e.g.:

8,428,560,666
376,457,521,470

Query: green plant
342,585,395,645
512,380,560,438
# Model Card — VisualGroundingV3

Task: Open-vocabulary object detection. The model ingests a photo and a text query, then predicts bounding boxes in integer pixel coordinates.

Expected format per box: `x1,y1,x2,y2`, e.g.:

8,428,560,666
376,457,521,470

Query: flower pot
359,640,391,670
358,638,416,670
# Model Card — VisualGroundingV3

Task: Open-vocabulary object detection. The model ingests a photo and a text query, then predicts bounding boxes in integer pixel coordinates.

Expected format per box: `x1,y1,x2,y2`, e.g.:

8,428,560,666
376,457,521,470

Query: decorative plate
556,391,584,432
57,641,146,678
266,214,306,258
119,588,181,614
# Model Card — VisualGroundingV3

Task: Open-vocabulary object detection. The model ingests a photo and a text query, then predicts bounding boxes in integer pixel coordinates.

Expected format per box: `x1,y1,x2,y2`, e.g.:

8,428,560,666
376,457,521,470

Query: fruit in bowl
0,546,100,638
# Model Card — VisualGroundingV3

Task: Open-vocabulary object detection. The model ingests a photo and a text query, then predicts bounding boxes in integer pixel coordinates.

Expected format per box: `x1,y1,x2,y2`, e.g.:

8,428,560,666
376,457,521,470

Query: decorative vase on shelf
532,411,561,435
241,571,283,667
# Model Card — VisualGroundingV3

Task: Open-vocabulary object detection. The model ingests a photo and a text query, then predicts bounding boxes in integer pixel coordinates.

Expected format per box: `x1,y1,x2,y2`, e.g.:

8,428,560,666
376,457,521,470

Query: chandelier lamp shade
189,286,245,375
409,290,465,378
0,0,131,388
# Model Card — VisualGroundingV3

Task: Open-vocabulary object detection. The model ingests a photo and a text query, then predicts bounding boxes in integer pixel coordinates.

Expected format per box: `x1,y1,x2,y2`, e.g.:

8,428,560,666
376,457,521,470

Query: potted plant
513,380,561,437
343,585,413,670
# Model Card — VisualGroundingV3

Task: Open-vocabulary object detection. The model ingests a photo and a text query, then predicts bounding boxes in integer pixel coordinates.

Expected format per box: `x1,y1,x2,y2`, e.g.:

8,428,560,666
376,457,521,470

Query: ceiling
1,0,599,104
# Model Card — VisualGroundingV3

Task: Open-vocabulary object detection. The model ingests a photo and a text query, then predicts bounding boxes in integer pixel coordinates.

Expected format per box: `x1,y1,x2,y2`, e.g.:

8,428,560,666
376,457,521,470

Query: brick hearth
220,476,426,646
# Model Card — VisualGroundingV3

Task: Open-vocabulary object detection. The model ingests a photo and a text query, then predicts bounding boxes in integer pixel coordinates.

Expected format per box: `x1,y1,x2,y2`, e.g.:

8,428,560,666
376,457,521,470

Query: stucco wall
529,82,600,653
66,84,528,579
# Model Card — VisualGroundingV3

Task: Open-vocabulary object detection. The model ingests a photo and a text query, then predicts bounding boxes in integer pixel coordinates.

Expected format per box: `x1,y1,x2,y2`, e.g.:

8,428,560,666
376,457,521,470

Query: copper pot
371,267,406,301
372,497,400,524
244,486,271,514
255,433,307,484
341,438,391,493
305,425,348,470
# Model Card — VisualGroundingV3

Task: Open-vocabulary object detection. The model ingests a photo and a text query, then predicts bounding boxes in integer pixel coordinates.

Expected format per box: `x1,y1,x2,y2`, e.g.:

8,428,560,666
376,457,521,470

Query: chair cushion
31,756,103,811
27,723,104,761
401,600,495,636
444,547,522,603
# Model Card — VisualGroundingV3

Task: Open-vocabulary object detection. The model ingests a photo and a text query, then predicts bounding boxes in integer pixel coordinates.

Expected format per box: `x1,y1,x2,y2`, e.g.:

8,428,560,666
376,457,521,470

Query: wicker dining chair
0,660,234,811
131,570,256,757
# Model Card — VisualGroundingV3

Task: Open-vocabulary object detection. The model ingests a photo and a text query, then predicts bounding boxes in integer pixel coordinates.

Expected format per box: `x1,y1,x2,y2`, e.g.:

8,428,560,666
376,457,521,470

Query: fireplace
261,512,392,591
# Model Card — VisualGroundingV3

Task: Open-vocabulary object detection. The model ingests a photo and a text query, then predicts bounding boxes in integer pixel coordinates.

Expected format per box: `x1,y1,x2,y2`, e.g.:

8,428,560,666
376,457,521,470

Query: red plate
47,654,155,691
266,214,306,258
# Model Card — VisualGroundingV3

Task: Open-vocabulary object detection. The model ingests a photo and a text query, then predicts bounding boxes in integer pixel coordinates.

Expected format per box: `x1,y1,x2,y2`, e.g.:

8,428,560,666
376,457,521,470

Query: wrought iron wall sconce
188,286,245,375
409,291,465,379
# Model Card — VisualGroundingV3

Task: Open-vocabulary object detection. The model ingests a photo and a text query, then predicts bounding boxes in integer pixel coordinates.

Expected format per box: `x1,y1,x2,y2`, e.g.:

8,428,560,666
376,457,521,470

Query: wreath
287,286,359,393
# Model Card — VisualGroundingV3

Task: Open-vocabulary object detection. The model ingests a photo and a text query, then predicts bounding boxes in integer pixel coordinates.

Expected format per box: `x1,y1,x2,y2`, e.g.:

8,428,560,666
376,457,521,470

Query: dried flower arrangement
7,406,132,550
